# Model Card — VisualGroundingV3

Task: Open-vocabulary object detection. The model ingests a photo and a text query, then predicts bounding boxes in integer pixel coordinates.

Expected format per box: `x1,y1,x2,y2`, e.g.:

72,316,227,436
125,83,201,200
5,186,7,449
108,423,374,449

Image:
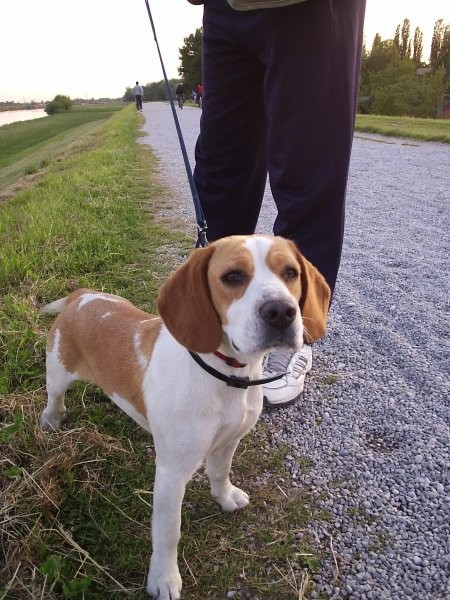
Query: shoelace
264,351,295,374
291,354,309,377
264,351,308,378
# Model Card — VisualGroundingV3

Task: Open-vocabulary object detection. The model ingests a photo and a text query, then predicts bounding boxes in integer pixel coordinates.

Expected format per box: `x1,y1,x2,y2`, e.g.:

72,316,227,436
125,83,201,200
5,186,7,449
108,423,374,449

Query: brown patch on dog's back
51,292,162,419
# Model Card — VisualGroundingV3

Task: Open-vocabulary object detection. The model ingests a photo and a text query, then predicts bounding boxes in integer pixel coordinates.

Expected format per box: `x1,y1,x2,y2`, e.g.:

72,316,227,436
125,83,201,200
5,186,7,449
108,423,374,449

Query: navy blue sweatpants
193,0,366,292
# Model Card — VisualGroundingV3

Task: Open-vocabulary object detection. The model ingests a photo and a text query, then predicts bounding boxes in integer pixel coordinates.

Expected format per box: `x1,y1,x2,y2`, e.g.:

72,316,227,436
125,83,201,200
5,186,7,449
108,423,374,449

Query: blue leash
144,0,208,248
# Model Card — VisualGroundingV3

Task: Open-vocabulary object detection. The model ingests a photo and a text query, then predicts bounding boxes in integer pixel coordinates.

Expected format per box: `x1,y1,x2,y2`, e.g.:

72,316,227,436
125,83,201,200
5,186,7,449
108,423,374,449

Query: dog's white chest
211,389,262,451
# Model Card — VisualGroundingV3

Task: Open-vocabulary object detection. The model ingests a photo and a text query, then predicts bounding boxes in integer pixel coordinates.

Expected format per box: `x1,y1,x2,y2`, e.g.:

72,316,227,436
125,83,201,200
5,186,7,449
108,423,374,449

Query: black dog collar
189,351,286,389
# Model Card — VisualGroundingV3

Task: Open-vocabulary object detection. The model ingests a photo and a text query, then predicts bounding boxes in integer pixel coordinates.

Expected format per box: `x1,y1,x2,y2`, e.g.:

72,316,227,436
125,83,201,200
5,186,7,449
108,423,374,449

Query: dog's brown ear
156,245,223,353
292,246,331,343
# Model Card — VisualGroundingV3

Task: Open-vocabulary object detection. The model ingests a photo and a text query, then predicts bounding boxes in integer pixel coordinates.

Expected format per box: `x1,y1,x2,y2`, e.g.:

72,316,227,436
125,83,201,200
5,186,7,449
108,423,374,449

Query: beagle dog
39,234,330,599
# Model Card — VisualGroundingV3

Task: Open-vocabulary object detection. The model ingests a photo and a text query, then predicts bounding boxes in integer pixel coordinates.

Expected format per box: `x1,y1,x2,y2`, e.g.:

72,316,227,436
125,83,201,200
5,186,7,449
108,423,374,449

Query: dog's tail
39,297,70,315
39,289,89,315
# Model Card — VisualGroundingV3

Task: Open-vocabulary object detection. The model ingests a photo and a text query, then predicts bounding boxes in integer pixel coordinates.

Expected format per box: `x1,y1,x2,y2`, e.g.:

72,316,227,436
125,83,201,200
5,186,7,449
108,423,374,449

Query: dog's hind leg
40,330,76,432
206,441,250,512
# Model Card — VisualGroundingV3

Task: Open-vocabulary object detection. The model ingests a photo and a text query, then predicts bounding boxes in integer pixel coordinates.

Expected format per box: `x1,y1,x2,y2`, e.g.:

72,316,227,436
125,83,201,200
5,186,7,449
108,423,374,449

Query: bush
45,94,73,115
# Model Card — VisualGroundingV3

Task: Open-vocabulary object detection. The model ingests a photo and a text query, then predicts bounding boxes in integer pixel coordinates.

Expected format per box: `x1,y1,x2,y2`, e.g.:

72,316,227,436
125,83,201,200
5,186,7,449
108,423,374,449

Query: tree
123,87,134,102
368,61,446,117
439,26,450,93
178,28,203,97
359,17,449,117
360,39,399,87
429,22,450,94
393,25,400,53
359,38,400,112
430,19,445,63
372,33,382,49
421,66,448,116
400,18,411,60
394,18,412,59
413,27,424,64
144,79,179,101
45,94,73,115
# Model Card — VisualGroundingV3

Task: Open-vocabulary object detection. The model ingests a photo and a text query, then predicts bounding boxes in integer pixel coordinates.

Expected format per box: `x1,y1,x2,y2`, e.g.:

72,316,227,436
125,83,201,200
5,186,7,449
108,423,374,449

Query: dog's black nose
259,300,297,330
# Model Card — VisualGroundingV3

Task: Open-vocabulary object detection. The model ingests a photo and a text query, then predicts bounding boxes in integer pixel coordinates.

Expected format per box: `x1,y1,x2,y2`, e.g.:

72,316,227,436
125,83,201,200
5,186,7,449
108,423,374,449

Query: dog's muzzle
259,299,297,330
257,299,300,349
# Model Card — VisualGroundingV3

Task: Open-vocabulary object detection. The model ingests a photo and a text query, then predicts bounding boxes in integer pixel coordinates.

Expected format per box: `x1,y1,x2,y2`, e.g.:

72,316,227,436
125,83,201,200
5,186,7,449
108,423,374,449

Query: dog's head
157,235,330,357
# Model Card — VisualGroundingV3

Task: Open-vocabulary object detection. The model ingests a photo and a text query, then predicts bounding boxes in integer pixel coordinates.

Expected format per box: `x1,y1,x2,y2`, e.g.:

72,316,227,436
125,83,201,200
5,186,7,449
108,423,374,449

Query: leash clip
226,376,250,389
196,222,208,248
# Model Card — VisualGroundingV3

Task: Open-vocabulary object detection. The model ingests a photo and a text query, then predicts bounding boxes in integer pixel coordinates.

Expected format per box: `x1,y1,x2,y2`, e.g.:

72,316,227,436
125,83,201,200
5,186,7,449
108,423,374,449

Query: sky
0,0,448,103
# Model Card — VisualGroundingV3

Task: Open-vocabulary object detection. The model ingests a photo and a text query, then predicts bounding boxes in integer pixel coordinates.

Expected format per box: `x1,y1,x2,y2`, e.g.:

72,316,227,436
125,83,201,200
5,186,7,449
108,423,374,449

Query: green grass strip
0,106,191,393
0,105,125,188
0,105,123,169
355,114,450,143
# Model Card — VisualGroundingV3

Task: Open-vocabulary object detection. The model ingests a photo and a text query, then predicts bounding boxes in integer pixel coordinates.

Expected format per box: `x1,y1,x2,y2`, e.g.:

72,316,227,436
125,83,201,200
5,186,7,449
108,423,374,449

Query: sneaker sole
262,391,302,409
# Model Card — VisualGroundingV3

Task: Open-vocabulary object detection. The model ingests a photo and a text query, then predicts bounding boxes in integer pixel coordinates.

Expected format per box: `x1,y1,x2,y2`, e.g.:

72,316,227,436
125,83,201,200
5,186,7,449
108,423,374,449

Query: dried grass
1,390,137,599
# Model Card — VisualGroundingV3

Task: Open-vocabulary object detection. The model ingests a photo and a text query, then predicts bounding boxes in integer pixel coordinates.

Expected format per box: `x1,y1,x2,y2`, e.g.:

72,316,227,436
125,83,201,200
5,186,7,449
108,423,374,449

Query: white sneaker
262,346,312,408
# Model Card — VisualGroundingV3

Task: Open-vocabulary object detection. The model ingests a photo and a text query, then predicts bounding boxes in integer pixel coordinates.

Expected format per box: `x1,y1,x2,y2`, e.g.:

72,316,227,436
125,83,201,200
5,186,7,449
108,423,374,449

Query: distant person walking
133,81,144,112
196,83,203,107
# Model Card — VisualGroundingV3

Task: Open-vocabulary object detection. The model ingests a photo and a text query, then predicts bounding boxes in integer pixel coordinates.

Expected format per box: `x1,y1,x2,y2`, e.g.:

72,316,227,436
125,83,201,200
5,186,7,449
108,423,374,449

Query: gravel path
140,102,449,600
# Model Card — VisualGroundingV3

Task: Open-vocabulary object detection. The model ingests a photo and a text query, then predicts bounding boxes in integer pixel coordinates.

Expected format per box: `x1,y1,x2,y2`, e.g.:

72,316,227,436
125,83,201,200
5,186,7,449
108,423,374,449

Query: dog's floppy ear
157,245,223,353
291,244,331,343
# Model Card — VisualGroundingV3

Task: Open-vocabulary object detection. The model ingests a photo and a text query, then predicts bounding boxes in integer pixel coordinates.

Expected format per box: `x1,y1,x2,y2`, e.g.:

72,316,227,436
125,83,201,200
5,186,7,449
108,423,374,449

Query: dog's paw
147,564,182,600
40,407,67,432
217,485,249,512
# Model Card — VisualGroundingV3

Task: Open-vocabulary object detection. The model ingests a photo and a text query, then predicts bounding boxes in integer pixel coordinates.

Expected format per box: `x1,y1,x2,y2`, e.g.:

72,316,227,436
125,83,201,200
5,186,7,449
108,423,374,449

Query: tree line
122,29,203,105
123,20,449,118
359,18,449,117
123,79,178,103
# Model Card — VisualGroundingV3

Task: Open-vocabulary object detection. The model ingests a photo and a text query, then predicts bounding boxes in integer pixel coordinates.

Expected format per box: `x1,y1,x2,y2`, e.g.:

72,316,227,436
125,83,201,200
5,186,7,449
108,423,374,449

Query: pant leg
193,0,268,240
259,0,366,291
195,0,366,292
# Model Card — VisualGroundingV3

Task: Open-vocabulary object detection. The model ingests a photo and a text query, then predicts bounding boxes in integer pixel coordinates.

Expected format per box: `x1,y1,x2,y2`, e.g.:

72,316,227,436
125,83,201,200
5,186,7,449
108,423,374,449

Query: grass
355,113,450,143
0,105,321,599
0,104,124,189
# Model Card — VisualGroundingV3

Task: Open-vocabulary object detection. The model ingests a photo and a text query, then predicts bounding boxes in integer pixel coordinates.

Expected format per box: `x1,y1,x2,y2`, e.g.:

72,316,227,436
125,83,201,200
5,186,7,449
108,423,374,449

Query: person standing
196,82,203,106
133,81,144,112
187,0,366,408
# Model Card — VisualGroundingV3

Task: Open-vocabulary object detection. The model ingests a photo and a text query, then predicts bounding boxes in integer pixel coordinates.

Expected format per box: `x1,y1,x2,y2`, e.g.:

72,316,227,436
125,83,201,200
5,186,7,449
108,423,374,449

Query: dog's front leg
146,465,188,600
206,440,250,512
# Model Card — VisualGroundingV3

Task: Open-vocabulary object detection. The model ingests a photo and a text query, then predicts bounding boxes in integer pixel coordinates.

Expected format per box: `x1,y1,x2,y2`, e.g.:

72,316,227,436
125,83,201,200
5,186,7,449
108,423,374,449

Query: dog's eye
283,266,298,281
221,270,247,286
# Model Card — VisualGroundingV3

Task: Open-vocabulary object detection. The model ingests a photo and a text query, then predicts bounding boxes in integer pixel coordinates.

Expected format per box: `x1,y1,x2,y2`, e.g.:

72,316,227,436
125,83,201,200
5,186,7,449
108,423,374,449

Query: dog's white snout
259,299,297,330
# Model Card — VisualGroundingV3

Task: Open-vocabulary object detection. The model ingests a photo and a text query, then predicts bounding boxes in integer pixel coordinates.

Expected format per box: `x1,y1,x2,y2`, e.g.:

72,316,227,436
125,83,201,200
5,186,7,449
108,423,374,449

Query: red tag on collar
213,350,247,369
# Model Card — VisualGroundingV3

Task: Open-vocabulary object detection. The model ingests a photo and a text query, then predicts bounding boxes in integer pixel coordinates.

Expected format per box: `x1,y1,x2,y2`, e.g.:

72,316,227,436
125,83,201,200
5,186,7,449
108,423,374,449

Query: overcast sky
0,0,448,103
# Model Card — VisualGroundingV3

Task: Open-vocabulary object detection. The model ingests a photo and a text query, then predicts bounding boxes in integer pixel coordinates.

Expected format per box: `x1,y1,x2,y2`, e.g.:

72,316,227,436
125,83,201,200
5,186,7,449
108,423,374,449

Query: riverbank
0,108,47,127
0,104,123,190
